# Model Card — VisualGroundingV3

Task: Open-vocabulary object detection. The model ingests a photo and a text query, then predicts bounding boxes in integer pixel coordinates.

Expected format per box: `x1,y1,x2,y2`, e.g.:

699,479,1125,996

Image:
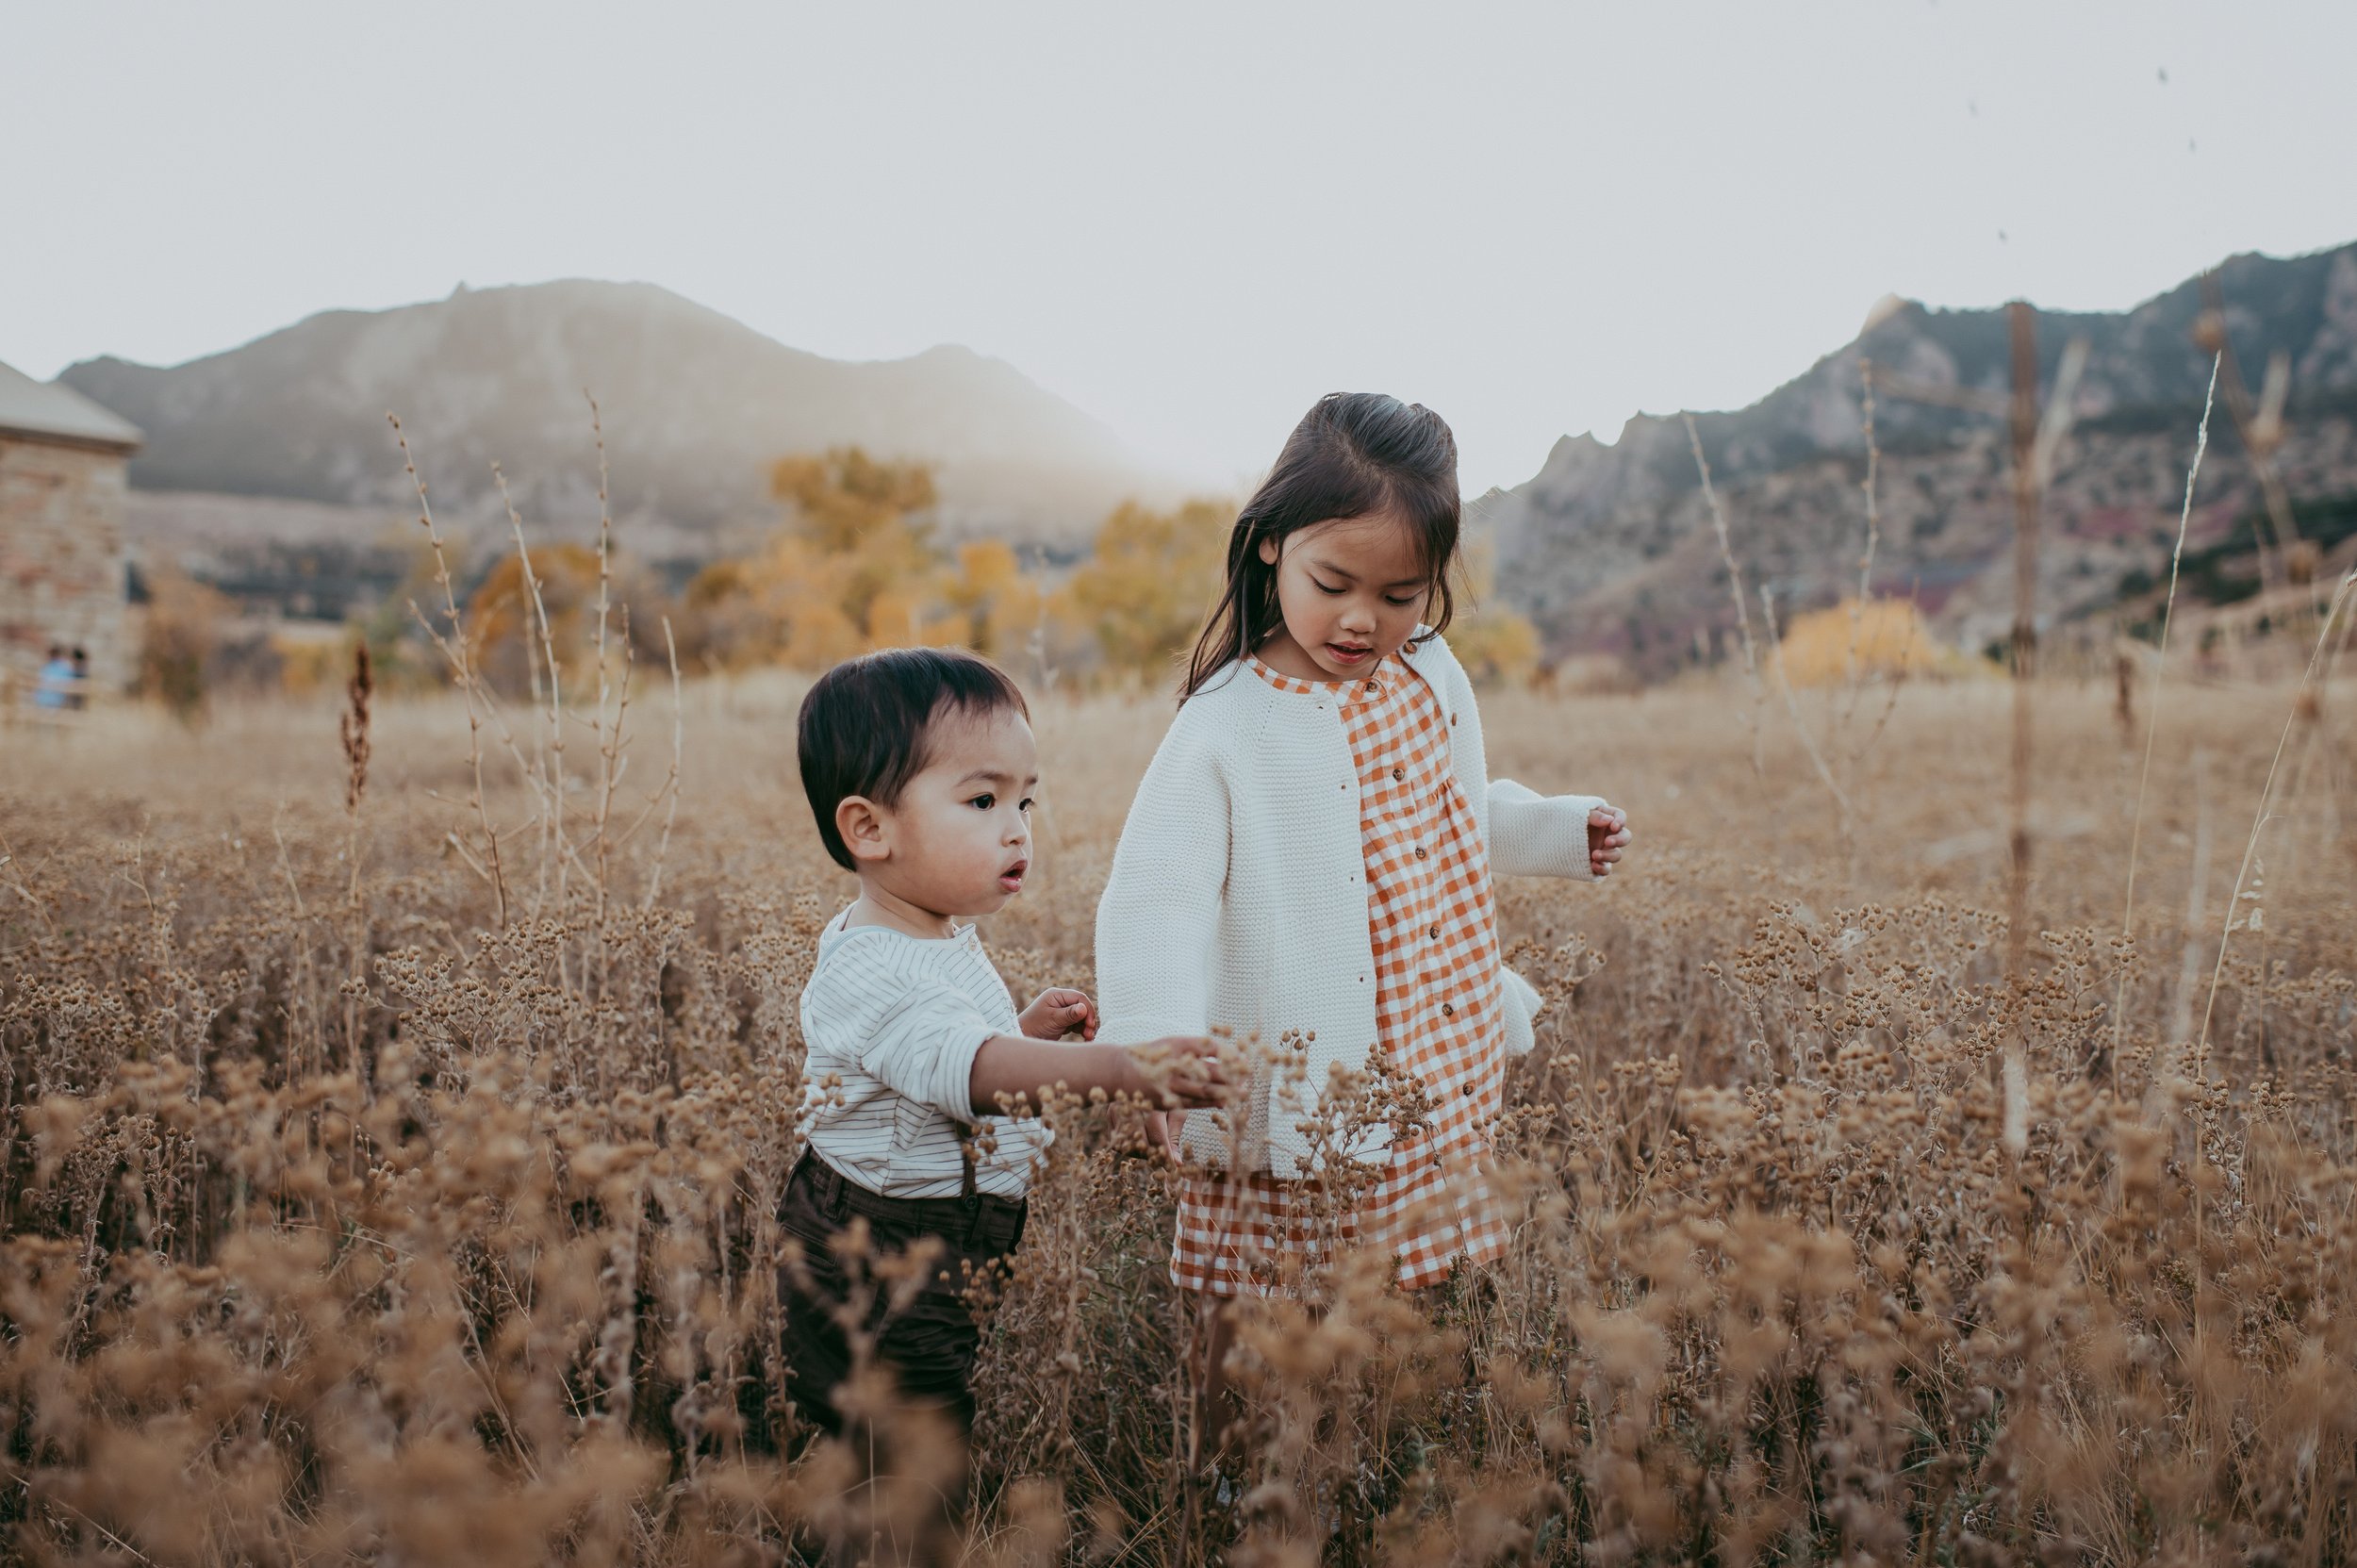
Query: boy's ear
834,796,891,864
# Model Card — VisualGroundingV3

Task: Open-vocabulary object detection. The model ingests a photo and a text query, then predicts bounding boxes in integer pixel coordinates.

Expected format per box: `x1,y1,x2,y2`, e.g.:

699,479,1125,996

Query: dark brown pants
776,1148,1027,1437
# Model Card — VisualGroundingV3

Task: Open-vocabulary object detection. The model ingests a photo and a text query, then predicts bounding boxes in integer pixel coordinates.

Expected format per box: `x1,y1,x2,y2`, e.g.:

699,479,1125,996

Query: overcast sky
7,1,2354,495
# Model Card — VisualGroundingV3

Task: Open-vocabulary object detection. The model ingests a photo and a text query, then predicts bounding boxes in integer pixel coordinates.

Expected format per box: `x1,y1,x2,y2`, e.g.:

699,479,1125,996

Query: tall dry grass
5,631,2355,1564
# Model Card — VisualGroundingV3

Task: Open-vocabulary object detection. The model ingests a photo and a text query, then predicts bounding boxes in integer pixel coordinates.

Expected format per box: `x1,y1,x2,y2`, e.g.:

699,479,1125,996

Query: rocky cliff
1480,241,2357,671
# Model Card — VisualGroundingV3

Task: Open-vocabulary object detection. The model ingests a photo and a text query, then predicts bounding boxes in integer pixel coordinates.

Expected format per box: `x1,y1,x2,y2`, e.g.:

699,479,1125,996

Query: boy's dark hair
1183,392,1461,700
798,647,1030,871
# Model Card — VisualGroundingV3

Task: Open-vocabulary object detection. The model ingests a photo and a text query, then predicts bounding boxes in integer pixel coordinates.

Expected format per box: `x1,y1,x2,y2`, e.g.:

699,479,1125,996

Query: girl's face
1255,512,1435,682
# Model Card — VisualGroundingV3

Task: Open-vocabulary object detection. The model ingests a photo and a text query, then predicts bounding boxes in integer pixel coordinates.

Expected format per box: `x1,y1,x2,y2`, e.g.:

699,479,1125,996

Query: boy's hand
1021,988,1098,1041
1128,1035,1232,1109
1588,804,1633,878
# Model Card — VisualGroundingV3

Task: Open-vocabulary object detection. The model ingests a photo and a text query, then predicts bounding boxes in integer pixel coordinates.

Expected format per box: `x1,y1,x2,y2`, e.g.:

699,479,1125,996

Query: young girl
1094,392,1630,1391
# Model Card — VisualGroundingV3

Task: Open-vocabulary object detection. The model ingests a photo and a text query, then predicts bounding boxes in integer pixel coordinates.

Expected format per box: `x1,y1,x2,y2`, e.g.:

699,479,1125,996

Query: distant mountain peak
1860,292,1915,336
56,278,1164,546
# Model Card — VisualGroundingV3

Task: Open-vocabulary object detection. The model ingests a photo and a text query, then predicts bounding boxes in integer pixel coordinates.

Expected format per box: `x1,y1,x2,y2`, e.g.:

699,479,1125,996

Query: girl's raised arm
1433,638,1621,882
1487,777,1608,881
1094,718,1230,1047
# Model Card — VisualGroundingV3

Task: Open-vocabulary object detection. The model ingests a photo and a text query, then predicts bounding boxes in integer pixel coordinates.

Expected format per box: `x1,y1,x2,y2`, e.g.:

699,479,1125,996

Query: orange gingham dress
1170,651,1513,1296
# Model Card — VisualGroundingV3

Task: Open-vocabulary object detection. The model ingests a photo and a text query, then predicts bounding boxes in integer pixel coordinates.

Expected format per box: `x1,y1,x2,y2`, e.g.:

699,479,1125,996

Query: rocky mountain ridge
1479,240,2357,671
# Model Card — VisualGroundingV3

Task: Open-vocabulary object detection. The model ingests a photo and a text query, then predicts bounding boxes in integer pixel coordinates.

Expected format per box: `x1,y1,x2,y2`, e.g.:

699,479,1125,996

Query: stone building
0,358,142,692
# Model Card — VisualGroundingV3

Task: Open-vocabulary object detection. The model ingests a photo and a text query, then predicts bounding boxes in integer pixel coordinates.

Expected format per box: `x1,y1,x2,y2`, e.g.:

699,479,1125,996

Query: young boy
783,646,1227,1445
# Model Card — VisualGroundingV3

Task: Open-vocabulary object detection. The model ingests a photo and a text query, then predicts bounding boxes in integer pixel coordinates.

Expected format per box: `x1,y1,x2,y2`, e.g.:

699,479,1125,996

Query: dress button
1442,1001,1454,1016
1391,766,1404,782
1429,925,1440,940
1415,847,1427,860
1460,1083,1474,1098
1365,679,1377,691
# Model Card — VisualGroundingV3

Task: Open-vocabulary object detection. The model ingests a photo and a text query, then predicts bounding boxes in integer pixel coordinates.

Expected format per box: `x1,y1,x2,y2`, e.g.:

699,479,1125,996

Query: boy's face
848,706,1038,918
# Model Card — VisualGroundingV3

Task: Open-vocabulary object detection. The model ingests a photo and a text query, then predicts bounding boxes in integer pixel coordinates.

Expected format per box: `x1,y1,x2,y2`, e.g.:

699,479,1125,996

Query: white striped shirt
796,910,1048,1199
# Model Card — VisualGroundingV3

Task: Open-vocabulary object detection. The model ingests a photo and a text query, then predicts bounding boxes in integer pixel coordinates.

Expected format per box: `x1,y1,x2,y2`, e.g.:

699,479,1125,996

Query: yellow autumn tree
1446,538,1543,687
1063,498,1231,683
467,544,604,693
1448,607,1542,685
769,449,941,641
681,448,951,668
1773,598,1987,685
942,539,1048,660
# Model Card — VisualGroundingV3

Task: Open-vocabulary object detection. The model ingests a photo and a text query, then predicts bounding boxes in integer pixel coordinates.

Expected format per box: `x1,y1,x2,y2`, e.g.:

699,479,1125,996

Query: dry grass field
5,657,2357,1565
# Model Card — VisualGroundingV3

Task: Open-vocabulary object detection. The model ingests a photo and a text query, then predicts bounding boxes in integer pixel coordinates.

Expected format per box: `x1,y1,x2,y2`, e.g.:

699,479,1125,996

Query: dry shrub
3,660,2355,1564
134,565,235,722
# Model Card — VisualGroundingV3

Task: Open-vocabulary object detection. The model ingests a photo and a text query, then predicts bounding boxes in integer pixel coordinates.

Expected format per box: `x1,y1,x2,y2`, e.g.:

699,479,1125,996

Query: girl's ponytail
1181,392,1462,701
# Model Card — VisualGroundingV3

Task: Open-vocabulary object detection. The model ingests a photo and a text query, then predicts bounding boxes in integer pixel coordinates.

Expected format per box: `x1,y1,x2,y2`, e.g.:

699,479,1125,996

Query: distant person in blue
33,644,75,711
68,647,90,710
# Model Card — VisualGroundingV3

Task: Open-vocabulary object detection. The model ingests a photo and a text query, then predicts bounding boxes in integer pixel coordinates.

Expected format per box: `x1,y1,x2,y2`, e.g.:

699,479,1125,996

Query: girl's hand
1143,1110,1183,1164
1020,988,1099,1041
1588,805,1632,877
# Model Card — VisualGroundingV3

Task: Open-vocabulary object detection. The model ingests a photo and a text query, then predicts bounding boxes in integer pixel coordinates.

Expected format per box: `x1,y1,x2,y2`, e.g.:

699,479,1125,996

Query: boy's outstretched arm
968,1031,1230,1117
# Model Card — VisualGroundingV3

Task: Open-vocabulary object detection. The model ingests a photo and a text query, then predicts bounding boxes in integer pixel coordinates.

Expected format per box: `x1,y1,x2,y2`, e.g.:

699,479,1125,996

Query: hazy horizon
8,1,2357,496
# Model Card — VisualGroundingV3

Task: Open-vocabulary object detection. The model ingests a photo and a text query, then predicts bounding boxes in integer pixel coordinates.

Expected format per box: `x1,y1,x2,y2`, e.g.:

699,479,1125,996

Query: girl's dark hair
1181,392,1460,700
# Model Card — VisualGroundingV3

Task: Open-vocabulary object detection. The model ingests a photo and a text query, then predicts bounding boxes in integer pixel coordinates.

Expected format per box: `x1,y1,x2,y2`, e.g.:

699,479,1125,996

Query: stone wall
0,437,130,691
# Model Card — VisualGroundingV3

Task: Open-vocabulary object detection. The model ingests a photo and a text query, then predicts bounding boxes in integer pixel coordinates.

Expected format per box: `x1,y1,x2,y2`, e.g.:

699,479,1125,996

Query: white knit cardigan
1093,631,1604,1176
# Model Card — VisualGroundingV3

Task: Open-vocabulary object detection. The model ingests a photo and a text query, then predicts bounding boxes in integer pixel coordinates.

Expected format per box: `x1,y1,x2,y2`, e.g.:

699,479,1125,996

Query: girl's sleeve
1441,638,1606,882
1094,718,1229,1045
1487,777,1606,881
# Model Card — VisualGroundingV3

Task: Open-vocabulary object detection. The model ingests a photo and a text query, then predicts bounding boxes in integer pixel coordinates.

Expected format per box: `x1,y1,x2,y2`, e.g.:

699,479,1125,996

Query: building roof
0,359,142,453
